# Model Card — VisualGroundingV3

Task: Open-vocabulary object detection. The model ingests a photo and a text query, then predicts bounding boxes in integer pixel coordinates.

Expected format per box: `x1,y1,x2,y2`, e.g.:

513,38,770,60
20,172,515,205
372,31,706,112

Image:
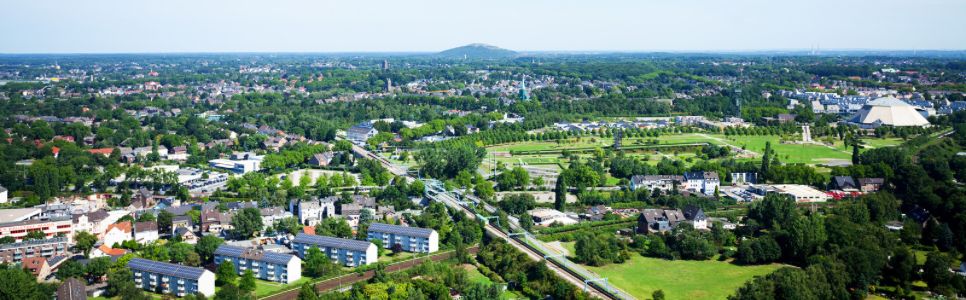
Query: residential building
831,176,859,191
308,152,335,167
682,205,708,230
637,209,686,234
133,221,159,243
174,227,199,244
260,207,292,230
57,277,87,300
684,171,719,196
629,175,683,192
213,245,301,284
347,123,378,145
366,223,439,253
90,244,128,259
291,233,377,267
103,221,133,247
0,237,69,264
292,198,336,226
0,217,73,243
128,258,216,297
0,186,7,204
858,178,885,192
200,210,234,234
22,256,51,281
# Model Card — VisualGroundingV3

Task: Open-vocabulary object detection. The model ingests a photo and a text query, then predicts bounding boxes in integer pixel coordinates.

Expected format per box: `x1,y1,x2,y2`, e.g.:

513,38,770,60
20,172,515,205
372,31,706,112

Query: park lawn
254,277,315,298
711,134,851,164
585,253,784,300
378,251,416,263
862,138,904,149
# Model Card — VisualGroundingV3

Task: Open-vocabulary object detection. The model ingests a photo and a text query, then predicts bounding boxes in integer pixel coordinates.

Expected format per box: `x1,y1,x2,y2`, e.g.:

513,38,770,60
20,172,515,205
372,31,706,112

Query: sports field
585,253,784,300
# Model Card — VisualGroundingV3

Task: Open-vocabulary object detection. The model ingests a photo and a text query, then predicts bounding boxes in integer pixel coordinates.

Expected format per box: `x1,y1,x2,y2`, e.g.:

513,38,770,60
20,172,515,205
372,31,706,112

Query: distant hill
436,43,517,59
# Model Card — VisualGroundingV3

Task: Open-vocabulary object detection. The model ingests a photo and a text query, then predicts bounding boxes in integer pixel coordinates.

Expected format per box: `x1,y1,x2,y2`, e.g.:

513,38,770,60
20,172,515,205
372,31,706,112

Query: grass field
585,253,784,300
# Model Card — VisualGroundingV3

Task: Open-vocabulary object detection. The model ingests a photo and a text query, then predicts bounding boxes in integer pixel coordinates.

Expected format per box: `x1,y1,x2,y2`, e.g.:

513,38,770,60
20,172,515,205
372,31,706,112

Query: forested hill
436,43,517,59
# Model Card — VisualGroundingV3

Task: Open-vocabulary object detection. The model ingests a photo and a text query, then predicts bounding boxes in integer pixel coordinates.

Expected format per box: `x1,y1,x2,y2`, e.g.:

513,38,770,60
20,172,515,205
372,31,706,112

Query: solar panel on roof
293,233,372,252
128,258,206,280
367,223,435,238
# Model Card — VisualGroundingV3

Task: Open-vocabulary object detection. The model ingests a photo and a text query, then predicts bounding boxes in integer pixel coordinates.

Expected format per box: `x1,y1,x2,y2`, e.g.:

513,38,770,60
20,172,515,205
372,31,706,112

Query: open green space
585,253,784,300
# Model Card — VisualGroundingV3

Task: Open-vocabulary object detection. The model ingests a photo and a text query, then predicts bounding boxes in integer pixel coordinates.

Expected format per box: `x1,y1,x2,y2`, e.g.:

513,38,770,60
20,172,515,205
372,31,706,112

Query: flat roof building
366,223,439,253
214,245,301,284
128,258,215,297
0,237,69,264
291,233,376,267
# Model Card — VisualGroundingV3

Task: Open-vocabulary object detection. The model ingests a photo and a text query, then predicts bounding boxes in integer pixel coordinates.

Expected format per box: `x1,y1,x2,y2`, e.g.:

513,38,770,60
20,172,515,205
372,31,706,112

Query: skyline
2,0,966,53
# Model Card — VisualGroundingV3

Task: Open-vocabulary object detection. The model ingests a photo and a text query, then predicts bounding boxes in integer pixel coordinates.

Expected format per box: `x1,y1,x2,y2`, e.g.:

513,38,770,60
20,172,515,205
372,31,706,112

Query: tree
86,256,112,282
215,283,251,300
216,261,237,286
0,265,51,299
884,247,916,288
74,231,98,257
239,270,256,294
24,230,46,241
157,210,174,234
303,247,338,278
519,213,534,231
760,141,772,182
297,282,318,300
195,235,224,263
372,239,385,256
56,259,85,280
652,289,666,300
554,176,566,210
851,144,861,165
231,208,263,239
273,217,303,235
922,251,957,296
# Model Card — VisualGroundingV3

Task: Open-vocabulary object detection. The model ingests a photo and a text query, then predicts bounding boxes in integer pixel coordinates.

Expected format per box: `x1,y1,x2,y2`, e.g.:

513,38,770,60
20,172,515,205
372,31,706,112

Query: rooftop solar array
292,233,372,252
367,223,435,238
214,244,297,265
128,258,207,280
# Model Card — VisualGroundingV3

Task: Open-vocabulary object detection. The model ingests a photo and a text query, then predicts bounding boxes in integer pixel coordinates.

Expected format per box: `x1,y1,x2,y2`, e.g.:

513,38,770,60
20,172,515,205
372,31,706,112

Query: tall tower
382,60,389,70
518,74,530,101
386,78,392,92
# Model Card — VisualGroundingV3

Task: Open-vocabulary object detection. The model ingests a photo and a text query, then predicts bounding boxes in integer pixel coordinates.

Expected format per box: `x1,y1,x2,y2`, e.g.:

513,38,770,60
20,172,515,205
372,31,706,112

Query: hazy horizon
3,0,965,54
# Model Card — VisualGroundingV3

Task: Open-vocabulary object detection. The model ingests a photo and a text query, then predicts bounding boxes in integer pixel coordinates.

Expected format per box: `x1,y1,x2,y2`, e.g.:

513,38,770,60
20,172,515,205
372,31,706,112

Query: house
857,178,885,192
347,123,378,145
682,205,708,230
0,186,6,203
630,175,683,192
308,152,335,167
174,227,199,244
637,209,686,234
293,198,336,226
291,233,377,267
201,210,234,234
133,221,159,243
103,221,133,247
831,176,859,191
260,207,292,230
129,258,216,297
90,244,128,258
366,223,439,253
171,215,194,231
22,256,51,281
57,277,87,300
214,245,301,284
684,171,720,196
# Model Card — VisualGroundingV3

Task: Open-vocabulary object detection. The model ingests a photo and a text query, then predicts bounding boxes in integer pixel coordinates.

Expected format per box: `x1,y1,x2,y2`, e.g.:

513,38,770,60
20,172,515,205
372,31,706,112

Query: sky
2,0,965,53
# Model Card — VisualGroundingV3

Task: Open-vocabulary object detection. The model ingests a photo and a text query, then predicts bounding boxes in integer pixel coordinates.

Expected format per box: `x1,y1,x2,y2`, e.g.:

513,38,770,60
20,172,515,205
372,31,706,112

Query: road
348,143,632,299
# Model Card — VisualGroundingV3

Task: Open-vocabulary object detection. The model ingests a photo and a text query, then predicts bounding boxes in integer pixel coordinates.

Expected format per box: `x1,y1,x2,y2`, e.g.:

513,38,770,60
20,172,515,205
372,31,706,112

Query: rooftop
367,223,435,238
292,233,372,252
128,258,209,280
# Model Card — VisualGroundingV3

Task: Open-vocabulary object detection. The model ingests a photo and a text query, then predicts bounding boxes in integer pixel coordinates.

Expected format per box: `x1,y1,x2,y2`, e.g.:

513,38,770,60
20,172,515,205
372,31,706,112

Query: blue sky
2,0,965,53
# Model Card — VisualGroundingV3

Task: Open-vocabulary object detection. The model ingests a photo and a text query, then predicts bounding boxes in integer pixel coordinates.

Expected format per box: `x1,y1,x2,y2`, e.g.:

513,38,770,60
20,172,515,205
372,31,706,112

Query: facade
22,256,51,281
208,152,263,174
260,207,292,230
0,217,73,243
294,198,336,226
129,258,216,297
103,221,133,247
682,205,708,230
133,221,159,243
291,233,377,267
684,171,719,196
858,178,885,192
730,172,758,185
630,175,683,192
0,186,7,204
308,152,335,167
0,237,69,264
366,223,439,253
213,245,301,284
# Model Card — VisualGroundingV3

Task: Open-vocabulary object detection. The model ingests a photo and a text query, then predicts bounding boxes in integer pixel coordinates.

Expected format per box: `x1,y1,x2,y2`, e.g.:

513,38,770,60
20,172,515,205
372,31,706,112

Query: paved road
261,247,479,300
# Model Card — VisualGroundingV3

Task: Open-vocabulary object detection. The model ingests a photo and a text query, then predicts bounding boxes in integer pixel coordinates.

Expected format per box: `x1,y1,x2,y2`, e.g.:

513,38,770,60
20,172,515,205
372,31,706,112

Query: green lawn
585,253,784,300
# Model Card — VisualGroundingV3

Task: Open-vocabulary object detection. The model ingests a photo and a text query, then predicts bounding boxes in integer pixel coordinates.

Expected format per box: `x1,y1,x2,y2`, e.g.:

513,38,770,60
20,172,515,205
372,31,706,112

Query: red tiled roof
303,226,315,235
88,148,114,155
97,244,128,256
107,221,132,234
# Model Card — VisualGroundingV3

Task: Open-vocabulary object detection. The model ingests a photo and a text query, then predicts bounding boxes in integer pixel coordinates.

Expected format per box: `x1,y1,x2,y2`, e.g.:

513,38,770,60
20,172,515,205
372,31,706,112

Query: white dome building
850,97,930,127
